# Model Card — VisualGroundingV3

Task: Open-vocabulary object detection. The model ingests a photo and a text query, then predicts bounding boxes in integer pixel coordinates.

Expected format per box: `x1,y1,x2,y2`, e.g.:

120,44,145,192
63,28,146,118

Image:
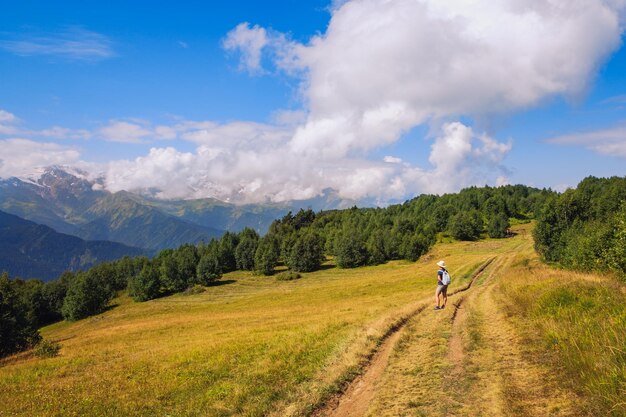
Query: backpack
442,270,451,285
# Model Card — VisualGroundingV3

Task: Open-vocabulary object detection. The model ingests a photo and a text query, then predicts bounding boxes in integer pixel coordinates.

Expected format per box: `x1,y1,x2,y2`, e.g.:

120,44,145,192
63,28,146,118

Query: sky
1,0,625,204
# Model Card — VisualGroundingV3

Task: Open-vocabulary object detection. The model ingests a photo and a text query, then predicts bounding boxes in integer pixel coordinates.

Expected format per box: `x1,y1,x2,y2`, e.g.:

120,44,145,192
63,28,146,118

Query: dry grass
0,248,481,417
1,225,623,416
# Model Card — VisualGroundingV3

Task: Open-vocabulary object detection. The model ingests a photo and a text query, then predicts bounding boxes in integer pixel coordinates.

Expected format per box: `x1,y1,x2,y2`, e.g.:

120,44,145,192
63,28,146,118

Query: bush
275,271,301,281
33,339,60,358
182,285,206,296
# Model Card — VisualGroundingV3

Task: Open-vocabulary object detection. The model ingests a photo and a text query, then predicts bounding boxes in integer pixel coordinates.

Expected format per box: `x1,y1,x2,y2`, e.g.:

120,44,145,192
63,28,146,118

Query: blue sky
1,0,625,203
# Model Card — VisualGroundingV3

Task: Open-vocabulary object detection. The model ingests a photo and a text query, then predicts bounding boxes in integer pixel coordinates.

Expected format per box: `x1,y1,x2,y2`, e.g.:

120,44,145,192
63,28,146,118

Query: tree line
1,184,552,358
534,176,626,278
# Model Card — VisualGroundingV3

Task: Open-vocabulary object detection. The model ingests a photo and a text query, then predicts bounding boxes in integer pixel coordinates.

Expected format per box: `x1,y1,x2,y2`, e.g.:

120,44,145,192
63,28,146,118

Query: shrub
182,285,206,296
275,271,301,281
33,339,60,358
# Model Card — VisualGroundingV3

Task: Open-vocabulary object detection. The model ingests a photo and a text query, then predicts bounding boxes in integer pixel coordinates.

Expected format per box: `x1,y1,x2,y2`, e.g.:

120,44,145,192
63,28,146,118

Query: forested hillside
0,210,147,280
534,176,626,278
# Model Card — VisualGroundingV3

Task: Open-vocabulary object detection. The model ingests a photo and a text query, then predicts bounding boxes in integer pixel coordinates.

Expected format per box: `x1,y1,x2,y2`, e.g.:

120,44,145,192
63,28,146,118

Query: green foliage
399,233,432,262
61,270,115,320
254,236,280,275
286,232,325,272
182,284,206,296
41,272,73,323
449,210,483,241
335,232,368,268
0,272,41,358
33,339,61,358
488,213,510,238
218,232,239,273
128,263,161,302
159,251,186,293
235,234,259,271
275,271,301,281
534,176,626,278
196,242,223,285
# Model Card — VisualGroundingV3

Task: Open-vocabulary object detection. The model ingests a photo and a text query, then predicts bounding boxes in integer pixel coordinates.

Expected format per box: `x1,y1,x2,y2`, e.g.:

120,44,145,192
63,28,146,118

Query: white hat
437,260,446,268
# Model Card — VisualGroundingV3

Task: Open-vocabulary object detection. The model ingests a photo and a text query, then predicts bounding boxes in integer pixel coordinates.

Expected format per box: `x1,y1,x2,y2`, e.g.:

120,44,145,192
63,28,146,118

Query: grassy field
1,226,624,416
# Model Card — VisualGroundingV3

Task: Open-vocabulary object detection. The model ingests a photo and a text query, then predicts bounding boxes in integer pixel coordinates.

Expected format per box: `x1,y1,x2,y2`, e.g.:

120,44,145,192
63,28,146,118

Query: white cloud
0,139,81,178
269,0,624,157
548,125,626,157
97,120,152,143
105,0,624,203
103,120,511,203
222,22,269,75
383,156,403,164
0,110,18,123
0,26,114,61
5,1,626,204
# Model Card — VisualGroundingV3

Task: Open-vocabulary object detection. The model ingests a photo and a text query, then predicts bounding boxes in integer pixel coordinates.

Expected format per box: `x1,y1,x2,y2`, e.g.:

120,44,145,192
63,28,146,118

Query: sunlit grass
500,249,626,416
2,225,623,416
0,241,501,417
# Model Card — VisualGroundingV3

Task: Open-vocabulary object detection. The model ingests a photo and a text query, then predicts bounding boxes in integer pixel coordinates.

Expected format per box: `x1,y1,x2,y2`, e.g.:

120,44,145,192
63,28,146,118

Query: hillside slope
1,228,623,416
0,210,147,280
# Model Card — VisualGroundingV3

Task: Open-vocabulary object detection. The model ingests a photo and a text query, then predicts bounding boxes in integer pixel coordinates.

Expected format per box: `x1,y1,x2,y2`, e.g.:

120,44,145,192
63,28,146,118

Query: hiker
435,260,450,310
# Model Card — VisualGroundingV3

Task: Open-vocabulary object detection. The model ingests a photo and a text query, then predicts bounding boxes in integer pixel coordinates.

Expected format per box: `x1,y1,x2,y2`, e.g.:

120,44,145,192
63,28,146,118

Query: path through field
314,240,582,417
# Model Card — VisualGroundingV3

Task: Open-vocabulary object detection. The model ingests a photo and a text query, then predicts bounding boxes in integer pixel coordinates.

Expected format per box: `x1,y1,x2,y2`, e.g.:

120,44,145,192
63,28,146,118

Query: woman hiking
434,260,450,310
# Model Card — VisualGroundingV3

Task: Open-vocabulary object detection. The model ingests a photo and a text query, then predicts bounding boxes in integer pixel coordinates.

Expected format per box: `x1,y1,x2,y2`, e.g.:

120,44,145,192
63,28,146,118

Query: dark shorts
436,284,448,297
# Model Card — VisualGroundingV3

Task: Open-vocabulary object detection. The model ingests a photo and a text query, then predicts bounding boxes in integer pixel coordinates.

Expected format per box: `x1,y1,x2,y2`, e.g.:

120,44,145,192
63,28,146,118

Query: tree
335,233,368,268
42,272,73,323
176,244,199,284
0,272,41,357
61,270,115,320
218,232,239,273
400,233,430,262
450,211,482,241
128,263,161,302
159,253,185,293
366,230,387,265
488,214,510,238
254,236,280,276
235,236,258,271
286,232,325,272
196,246,223,285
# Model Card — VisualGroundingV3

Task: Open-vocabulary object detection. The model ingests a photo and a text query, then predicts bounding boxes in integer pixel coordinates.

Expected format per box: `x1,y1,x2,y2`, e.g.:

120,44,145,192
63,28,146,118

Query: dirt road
313,253,582,417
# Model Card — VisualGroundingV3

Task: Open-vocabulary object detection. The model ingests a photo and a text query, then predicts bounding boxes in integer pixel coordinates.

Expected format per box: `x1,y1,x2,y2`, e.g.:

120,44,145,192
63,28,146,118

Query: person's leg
435,286,442,308
441,285,448,308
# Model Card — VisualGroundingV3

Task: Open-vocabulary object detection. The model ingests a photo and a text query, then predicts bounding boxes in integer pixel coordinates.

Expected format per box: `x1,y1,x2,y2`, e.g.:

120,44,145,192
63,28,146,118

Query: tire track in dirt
441,252,581,417
311,259,494,417
311,305,427,417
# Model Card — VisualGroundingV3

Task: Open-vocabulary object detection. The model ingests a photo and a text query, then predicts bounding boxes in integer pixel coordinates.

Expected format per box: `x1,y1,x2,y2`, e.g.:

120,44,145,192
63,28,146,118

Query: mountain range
0,209,147,280
0,166,355,252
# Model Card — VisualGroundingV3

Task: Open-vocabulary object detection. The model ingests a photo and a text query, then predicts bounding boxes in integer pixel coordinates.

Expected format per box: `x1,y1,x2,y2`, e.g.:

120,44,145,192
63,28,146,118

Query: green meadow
1,227,624,416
